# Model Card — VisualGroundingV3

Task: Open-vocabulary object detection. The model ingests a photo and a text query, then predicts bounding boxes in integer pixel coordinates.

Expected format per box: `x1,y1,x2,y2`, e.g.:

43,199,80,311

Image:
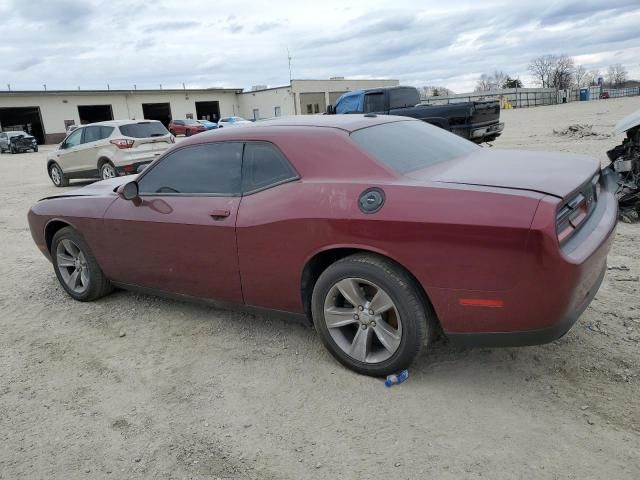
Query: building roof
0,88,243,96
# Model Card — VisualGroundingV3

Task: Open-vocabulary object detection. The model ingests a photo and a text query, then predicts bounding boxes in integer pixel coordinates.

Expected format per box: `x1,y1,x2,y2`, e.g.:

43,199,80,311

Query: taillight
110,139,134,149
556,172,600,244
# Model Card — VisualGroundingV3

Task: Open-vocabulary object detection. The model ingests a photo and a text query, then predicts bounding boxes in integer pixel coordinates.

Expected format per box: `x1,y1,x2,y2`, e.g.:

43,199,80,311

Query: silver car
0,131,38,153
47,120,174,187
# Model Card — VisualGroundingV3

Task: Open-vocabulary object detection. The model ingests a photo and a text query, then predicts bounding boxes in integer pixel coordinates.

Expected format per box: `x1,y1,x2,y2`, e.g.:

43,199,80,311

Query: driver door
100,142,244,303
54,127,85,174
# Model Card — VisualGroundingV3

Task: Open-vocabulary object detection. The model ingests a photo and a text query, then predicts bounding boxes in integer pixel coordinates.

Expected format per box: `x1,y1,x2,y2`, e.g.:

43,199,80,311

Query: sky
1,0,639,93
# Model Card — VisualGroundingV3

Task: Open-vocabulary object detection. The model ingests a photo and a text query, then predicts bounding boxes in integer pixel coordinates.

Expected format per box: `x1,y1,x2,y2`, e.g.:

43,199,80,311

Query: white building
0,78,399,144
238,78,399,120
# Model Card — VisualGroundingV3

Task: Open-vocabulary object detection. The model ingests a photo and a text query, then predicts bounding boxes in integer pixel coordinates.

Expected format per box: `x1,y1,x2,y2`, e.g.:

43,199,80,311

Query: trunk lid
407,148,600,198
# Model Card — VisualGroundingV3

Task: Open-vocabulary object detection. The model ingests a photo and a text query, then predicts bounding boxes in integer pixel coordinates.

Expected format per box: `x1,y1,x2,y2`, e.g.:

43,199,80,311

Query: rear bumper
115,160,153,175
470,122,504,140
442,167,618,347
447,263,606,347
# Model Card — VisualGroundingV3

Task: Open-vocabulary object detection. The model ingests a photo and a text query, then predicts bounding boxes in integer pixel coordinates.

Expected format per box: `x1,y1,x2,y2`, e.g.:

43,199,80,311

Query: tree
420,86,453,98
502,76,523,88
551,55,574,90
528,54,575,89
573,65,588,87
528,55,555,88
588,69,601,86
607,64,628,87
474,71,511,92
418,85,453,98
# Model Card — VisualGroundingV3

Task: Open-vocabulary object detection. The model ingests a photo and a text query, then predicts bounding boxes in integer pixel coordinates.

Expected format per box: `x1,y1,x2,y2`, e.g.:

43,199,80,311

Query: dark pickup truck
332,86,504,143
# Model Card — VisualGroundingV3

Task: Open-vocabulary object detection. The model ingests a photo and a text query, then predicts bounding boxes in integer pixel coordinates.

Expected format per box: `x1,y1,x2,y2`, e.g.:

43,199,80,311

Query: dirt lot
1,98,639,479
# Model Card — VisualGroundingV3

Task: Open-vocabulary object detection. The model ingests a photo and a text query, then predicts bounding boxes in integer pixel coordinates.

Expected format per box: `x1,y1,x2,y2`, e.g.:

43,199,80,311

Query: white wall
237,87,295,120
240,79,400,119
0,90,240,142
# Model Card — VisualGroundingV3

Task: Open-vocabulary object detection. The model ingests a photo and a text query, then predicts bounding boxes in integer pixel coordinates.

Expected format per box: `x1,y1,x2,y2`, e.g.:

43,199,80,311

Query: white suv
47,120,174,187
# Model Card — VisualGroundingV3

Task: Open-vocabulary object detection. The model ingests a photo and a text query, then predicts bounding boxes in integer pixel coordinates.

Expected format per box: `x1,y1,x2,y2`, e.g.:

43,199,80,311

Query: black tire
169,129,176,136
51,227,113,301
49,162,69,187
10,145,16,154
185,129,192,137
33,146,38,152
100,161,118,180
311,253,433,376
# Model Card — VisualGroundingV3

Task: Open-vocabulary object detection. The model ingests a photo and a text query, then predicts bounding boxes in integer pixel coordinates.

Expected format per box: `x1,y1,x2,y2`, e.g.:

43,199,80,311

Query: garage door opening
195,101,220,122
78,105,114,124
0,106,46,144
142,103,172,127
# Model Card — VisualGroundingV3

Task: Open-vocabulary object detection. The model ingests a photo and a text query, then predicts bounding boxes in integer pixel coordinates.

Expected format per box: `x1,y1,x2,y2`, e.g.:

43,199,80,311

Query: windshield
350,120,479,174
119,122,169,138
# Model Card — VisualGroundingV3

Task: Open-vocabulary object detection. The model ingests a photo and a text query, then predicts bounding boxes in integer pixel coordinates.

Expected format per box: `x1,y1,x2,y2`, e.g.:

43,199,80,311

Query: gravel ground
1,97,639,479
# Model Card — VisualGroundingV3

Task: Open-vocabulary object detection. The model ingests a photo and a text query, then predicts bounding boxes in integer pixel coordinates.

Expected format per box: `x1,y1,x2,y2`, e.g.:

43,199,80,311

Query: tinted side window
119,122,168,138
82,126,102,144
65,128,83,148
100,126,114,139
351,120,478,174
363,93,385,113
389,88,420,109
242,143,297,193
138,143,242,195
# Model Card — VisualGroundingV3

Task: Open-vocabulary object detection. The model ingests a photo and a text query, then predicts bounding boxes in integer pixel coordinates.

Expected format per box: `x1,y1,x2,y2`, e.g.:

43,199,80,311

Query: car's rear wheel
51,227,113,301
100,162,117,180
311,253,432,376
49,162,69,187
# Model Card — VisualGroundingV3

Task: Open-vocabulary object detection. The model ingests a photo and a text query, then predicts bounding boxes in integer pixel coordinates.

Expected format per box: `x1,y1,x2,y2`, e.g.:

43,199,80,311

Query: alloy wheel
50,166,62,186
56,239,90,294
323,277,402,363
101,164,116,180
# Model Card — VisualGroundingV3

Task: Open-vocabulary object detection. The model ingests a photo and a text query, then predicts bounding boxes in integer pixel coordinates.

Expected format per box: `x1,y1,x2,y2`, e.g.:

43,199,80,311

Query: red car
167,119,206,137
28,115,617,376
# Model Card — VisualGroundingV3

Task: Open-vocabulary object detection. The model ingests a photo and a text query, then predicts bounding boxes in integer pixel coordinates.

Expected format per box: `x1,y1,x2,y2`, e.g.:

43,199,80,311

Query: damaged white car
608,110,640,222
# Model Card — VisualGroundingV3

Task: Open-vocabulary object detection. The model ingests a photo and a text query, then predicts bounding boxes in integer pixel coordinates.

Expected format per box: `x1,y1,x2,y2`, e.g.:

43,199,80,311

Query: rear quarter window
350,120,479,174
119,122,168,138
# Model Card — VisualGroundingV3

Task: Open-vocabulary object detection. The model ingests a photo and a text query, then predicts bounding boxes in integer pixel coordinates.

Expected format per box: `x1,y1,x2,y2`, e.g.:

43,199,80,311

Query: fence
421,86,640,108
421,88,557,108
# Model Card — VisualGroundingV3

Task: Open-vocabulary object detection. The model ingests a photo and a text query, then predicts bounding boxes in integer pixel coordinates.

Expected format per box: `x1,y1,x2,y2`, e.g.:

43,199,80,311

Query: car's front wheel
51,227,113,301
100,162,117,180
185,129,192,137
312,253,433,376
49,162,69,187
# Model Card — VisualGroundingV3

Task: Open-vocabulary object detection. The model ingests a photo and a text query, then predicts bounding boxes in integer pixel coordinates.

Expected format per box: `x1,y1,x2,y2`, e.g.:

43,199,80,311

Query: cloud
0,0,638,93
142,20,200,33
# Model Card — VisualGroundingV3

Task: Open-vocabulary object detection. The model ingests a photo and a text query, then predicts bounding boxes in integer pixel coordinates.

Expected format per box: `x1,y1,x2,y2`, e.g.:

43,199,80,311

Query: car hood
612,109,640,135
407,148,600,198
40,175,137,200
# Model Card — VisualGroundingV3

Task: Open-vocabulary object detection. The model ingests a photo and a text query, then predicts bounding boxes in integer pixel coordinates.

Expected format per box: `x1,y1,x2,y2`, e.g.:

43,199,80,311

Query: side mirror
119,181,139,201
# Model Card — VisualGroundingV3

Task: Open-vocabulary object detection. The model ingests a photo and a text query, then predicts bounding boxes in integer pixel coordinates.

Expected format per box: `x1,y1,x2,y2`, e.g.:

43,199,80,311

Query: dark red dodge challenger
28,115,617,376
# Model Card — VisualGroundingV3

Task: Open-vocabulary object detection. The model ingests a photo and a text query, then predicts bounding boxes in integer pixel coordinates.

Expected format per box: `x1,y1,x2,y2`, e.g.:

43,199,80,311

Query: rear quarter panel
236,179,542,330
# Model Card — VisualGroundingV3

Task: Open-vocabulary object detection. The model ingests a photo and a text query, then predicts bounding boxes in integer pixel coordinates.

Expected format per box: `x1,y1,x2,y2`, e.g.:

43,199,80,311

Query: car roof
249,114,411,132
78,119,163,127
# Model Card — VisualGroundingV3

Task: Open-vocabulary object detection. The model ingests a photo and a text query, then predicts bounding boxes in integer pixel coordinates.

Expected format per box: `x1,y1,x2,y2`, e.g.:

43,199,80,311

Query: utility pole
287,48,293,83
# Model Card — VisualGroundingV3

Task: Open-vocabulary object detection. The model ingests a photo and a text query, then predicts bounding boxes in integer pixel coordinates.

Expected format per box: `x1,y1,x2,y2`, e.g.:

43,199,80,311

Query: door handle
210,209,231,220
